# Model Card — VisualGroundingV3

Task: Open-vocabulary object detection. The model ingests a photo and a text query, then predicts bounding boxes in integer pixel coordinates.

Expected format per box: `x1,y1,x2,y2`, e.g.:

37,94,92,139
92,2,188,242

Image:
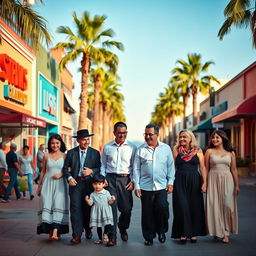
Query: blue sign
38,74,59,123
212,101,228,117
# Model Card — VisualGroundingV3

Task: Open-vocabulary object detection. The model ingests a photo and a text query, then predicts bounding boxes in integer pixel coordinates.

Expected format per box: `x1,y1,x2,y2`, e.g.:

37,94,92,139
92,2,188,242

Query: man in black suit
62,129,101,245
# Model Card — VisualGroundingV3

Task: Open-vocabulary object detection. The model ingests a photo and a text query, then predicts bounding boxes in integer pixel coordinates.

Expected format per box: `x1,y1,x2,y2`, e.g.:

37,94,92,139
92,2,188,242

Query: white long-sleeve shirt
0,149,7,170
133,141,175,191
100,140,137,178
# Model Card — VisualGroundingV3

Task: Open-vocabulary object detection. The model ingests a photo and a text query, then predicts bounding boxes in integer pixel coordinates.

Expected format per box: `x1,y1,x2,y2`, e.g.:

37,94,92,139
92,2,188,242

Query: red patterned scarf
177,145,199,162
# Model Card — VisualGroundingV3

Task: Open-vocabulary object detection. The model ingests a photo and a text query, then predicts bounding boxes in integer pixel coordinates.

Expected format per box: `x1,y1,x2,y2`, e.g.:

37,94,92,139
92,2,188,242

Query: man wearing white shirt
0,142,7,198
134,123,175,246
101,122,137,246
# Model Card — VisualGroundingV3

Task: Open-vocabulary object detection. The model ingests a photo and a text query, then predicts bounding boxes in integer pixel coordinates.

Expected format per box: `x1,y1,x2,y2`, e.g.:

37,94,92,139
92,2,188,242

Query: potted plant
236,157,250,177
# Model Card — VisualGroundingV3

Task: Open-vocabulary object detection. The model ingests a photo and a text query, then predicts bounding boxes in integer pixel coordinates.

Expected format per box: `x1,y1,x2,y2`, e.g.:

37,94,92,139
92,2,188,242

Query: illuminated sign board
0,54,28,105
38,74,59,122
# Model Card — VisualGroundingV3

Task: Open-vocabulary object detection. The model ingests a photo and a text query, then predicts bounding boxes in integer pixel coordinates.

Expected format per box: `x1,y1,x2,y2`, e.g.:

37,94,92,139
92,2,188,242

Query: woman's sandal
49,235,59,241
94,239,103,244
180,237,187,244
222,237,229,244
190,237,197,243
103,233,109,243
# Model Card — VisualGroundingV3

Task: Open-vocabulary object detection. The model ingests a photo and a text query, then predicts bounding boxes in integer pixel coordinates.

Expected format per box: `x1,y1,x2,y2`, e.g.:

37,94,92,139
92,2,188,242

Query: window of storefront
233,126,241,156
252,121,256,162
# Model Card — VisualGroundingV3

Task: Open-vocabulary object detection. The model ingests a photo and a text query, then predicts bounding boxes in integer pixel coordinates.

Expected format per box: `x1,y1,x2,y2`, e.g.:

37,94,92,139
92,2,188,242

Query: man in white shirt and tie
101,122,137,246
133,123,175,246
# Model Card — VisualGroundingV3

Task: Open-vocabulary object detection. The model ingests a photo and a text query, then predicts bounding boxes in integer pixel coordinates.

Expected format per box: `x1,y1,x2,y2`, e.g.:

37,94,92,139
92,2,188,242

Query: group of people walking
3,121,238,247
0,143,37,201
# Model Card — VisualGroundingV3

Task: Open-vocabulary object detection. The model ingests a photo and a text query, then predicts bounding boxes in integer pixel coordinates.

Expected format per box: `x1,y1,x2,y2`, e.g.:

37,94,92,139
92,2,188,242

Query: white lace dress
37,157,69,234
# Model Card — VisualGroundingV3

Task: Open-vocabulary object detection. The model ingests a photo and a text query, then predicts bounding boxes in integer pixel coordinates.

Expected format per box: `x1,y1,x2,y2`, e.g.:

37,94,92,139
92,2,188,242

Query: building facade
0,18,46,156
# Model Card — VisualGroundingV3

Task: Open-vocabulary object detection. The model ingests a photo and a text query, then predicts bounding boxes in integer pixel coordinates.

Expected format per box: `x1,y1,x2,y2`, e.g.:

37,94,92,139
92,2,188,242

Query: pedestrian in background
1,143,23,203
171,130,207,243
100,122,137,246
35,144,45,184
0,142,7,198
134,123,175,246
205,130,239,244
37,134,69,241
19,145,35,200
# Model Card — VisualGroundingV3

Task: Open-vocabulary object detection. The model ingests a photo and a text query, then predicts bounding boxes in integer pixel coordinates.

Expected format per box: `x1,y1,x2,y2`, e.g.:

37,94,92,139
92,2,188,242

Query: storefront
0,18,44,155
37,73,60,146
211,62,256,174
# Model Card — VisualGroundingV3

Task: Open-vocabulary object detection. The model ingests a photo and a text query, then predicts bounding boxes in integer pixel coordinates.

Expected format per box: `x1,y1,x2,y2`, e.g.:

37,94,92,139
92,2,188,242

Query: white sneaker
1,199,10,203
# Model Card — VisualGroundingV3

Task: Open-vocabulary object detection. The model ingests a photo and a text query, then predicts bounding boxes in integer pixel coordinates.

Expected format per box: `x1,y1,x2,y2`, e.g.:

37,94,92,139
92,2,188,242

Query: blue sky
35,0,255,141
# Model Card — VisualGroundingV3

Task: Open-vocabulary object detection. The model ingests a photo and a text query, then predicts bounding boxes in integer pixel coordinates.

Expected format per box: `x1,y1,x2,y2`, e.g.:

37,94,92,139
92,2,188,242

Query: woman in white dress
205,130,239,244
37,134,69,240
19,145,35,200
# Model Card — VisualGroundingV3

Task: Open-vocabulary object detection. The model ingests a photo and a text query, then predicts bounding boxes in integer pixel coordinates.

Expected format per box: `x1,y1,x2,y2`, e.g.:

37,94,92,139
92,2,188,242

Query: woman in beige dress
205,130,239,243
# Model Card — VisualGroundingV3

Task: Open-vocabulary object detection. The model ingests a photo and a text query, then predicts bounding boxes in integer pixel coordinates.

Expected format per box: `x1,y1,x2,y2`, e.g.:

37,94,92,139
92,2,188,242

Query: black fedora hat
72,129,94,138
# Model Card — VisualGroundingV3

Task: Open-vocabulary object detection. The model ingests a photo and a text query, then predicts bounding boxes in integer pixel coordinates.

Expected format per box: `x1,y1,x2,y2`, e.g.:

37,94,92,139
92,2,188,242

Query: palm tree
100,73,125,145
0,0,51,47
218,0,256,47
159,85,183,145
91,52,119,149
53,11,124,131
152,85,182,145
170,75,190,129
171,53,219,127
88,72,125,146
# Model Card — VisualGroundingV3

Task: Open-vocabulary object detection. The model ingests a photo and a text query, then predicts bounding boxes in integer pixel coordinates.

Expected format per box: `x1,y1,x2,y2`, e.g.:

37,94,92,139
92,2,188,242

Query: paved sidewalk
0,183,256,256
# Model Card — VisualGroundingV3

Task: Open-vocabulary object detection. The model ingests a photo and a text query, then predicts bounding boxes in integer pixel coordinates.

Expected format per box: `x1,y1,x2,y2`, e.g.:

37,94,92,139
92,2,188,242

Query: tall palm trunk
99,102,103,151
167,116,171,145
92,73,101,149
107,109,113,142
192,86,198,126
102,104,109,145
170,112,176,148
182,94,188,129
78,54,90,130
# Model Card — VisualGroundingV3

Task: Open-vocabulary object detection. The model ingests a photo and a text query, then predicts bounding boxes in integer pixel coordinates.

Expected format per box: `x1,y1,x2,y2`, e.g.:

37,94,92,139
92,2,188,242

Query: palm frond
102,40,125,51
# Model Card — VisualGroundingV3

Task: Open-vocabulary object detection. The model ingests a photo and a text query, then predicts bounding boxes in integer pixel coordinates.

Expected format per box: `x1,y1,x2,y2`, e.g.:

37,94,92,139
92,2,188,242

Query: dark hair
207,130,234,152
23,145,29,150
145,123,159,134
48,134,66,153
114,122,127,132
92,174,105,183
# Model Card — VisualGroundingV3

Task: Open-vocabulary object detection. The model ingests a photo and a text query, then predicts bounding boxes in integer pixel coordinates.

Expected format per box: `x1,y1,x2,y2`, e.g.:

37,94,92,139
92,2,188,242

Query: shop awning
0,113,46,128
64,93,76,114
212,94,256,123
191,117,213,133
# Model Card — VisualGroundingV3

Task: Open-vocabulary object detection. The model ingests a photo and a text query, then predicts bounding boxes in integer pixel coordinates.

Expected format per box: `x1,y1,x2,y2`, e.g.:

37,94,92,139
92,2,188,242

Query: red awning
212,94,256,123
0,113,46,128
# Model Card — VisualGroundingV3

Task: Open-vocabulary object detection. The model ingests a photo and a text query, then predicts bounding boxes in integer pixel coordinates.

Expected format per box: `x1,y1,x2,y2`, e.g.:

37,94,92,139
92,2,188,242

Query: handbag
18,176,29,192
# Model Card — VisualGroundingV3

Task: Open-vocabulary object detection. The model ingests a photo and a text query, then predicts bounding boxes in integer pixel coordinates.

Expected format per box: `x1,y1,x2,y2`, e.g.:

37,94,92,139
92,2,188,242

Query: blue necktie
80,151,86,175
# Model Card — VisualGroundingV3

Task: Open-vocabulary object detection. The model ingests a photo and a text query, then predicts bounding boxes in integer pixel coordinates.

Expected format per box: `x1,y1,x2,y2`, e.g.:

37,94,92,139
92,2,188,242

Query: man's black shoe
144,240,153,246
85,230,92,239
120,229,128,242
158,233,166,243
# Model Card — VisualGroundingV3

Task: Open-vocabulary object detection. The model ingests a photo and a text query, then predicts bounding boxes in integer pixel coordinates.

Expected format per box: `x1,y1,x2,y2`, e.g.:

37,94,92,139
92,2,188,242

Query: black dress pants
69,178,93,238
141,189,169,242
105,174,133,239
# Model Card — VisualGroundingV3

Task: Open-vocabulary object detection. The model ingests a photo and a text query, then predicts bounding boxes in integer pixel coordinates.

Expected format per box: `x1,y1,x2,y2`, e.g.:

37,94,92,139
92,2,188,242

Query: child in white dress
85,174,115,244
